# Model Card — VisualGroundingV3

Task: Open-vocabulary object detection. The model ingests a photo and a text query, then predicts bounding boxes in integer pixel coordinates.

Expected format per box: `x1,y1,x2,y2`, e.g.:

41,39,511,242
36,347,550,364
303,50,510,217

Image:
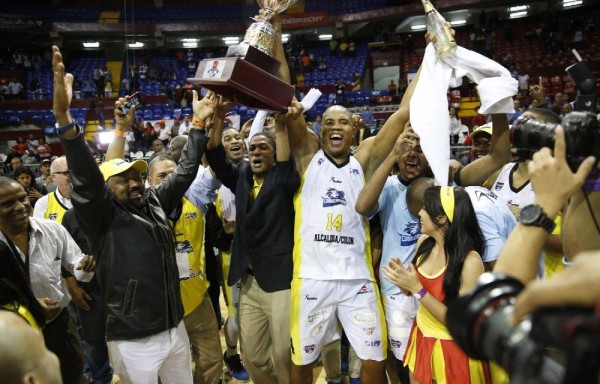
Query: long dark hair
415,186,484,304
0,241,46,327
13,166,41,193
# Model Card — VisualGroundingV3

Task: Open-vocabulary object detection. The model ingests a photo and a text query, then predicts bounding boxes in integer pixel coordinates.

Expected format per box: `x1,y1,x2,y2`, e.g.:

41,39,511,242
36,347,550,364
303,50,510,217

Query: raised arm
355,127,416,216
52,46,119,242
105,96,136,161
355,66,421,180
270,12,319,175
494,127,595,284
457,113,511,186
154,90,214,213
274,101,303,162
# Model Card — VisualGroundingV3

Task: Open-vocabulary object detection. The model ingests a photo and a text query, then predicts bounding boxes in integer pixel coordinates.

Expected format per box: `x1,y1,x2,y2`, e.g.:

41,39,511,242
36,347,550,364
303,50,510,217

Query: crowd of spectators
0,7,599,384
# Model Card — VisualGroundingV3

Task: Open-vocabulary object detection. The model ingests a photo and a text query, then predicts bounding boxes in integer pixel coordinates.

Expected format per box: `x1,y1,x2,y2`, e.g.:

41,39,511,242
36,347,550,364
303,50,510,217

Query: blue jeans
76,287,113,384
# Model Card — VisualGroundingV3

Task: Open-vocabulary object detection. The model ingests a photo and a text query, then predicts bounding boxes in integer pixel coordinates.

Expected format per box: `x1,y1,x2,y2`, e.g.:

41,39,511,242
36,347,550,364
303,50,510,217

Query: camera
119,92,144,115
447,272,600,384
510,58,599,179
511,111,600,175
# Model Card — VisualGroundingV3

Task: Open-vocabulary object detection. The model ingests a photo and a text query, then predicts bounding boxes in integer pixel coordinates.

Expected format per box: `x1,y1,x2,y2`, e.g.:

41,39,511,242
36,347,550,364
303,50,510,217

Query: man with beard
51,45,217,383
105,98,226,384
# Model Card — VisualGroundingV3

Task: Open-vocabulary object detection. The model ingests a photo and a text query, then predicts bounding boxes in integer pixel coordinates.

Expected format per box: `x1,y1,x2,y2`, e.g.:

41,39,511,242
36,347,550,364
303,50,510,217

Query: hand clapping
383,257,422,295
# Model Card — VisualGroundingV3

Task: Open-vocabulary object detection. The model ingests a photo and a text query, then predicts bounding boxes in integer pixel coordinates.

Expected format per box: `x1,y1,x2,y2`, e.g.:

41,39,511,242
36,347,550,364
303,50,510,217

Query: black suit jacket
206,146,300,292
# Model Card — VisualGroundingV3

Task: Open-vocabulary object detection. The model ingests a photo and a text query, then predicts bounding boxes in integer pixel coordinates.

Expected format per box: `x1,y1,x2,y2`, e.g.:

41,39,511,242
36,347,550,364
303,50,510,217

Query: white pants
107,321,192,384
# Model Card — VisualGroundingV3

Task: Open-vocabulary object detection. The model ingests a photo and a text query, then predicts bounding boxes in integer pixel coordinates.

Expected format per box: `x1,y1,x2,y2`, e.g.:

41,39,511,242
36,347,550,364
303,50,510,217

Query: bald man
33,156,72,222
0,311,62,384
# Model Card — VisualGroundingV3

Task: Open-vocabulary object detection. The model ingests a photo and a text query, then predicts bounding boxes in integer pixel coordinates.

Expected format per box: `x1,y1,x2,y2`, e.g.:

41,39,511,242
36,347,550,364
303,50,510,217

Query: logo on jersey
400,222,421,246
390,339,403,349
317,158,324,166
350,168,360,175
322,188,347,207
184,212,198,219
365,340,381,347
304,344,316,353
357,284,373,295
305,294,317,301
494,182,504,191
330,177,342,184
175,240,193,254
474,190,496,203
48,213,58,220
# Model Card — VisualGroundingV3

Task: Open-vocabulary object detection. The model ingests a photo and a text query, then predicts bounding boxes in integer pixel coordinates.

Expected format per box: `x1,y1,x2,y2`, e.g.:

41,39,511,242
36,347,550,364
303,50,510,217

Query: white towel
248,88,322,139
410,43,518,186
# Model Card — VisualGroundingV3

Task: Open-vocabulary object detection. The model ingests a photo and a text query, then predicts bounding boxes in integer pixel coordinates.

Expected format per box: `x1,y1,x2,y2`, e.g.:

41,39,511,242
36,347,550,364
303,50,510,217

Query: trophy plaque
188,0,296,112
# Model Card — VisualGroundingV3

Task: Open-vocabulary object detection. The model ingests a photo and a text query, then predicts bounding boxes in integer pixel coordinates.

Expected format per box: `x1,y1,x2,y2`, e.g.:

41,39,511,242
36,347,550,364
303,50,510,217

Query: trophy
188,0,296,112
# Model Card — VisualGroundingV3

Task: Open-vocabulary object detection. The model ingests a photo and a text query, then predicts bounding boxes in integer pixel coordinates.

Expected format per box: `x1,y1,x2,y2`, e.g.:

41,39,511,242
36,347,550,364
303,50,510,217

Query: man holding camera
52,45,218,383
484,108,565,277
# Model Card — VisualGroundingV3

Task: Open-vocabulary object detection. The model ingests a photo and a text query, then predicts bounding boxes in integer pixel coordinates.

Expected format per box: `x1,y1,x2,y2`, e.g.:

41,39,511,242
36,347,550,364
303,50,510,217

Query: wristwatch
519,204,556,233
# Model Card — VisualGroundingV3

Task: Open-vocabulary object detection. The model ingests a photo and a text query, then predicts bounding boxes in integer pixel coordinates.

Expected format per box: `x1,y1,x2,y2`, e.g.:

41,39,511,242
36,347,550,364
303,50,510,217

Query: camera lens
510,117,557,153
447,273,545,378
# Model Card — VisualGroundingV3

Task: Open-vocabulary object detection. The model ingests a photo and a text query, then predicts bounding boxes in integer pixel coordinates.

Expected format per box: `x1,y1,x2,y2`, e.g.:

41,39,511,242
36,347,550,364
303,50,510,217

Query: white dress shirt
0,217,93,310
32,187,73,219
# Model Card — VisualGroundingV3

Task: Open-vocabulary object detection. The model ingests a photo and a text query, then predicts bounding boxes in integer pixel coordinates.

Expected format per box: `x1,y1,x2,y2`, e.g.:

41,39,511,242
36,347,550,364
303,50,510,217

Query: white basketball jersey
490,162,545,278
491,162,535,209
293,149,373,280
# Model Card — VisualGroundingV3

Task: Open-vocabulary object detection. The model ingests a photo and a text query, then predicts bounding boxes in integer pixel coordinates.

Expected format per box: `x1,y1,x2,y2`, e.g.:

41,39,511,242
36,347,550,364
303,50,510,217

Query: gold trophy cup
188,0,296,111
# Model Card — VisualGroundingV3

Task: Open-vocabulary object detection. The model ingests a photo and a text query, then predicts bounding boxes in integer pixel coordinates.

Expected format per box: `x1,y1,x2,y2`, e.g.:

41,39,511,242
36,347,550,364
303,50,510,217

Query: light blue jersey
465,186,517,262
376,176,421,295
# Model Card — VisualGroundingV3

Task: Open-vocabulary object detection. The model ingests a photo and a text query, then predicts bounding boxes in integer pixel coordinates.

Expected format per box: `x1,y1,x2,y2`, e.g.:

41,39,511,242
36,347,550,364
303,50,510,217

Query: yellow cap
99,158,148,181
470,123,493,139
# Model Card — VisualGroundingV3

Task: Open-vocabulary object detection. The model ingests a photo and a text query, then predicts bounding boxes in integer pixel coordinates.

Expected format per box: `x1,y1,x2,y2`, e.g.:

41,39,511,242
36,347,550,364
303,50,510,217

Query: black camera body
510,59,599,179
447,273,600,384
119,92,144,115
511,111,600,175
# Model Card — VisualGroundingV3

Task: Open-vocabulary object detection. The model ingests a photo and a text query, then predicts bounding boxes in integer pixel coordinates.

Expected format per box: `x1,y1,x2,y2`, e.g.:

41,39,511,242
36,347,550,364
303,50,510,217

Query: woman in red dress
384,186,505,384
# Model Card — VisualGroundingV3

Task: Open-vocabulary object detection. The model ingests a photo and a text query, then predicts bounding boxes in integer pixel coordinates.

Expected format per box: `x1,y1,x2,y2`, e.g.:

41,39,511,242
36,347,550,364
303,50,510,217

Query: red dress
403,257,505,383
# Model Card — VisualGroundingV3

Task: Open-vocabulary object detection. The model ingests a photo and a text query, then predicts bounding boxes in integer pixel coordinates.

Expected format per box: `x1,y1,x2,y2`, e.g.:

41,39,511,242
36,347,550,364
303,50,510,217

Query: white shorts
290,278,387,365
382,293,418,360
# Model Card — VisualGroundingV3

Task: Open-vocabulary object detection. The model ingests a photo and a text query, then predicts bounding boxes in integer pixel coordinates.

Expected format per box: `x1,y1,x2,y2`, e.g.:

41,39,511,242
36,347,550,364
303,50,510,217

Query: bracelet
114,130,127,138
561,256,574,268
55,121,76,135
192,118,206,127
413,287,428,300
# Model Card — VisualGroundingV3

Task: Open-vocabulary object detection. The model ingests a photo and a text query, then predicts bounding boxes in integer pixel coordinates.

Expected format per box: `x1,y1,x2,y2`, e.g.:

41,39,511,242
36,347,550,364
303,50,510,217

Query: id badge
176,252,190,279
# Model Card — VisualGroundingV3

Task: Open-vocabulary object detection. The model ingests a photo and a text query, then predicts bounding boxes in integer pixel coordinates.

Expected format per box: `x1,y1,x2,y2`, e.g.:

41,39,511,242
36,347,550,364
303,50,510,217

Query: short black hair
526,108,561,124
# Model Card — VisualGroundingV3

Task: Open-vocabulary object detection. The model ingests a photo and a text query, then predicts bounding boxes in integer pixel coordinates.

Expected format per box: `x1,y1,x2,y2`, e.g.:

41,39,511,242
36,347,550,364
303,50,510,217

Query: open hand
68,284,92,311
52,46,74,126
193,90,219,127
275,101,304,125
383,257,422,294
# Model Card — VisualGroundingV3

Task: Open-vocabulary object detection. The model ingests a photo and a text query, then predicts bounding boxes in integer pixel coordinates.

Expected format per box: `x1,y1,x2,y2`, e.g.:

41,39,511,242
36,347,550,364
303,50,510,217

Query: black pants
43,308,84,384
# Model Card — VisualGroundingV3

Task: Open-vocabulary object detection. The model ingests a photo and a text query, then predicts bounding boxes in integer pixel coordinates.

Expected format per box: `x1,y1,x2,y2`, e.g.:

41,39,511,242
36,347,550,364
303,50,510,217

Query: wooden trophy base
188,44,294,112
